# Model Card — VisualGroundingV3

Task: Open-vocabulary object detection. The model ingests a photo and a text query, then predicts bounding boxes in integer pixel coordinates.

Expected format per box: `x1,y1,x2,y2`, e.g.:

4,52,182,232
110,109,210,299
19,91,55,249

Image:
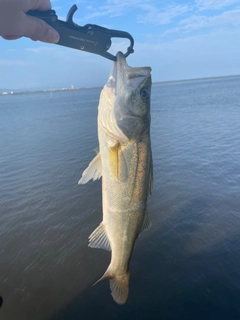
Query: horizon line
1,74,240,95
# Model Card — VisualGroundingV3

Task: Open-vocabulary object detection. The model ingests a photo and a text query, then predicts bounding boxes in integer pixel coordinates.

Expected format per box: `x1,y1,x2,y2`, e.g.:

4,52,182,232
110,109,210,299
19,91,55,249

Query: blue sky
1,0,240,90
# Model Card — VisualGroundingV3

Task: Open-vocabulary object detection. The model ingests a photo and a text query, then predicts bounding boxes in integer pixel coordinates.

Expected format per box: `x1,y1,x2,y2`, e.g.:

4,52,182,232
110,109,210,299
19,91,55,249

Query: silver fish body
79,52,153,304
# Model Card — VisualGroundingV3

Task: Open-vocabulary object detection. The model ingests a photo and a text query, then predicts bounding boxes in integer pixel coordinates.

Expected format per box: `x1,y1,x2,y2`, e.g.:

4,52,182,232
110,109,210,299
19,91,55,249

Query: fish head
104,51,152,143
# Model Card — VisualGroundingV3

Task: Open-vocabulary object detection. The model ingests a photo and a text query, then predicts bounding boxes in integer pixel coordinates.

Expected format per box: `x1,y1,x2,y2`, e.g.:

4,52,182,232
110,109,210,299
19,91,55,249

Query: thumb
24,15,60,43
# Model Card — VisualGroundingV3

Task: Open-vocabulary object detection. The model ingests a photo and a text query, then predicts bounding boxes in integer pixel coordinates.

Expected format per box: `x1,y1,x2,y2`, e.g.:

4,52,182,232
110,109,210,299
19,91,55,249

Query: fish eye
140,88,150,100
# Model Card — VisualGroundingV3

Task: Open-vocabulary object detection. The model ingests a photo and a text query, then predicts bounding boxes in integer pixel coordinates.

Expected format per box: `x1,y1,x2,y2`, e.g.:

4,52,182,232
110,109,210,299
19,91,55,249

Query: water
1,77,240,320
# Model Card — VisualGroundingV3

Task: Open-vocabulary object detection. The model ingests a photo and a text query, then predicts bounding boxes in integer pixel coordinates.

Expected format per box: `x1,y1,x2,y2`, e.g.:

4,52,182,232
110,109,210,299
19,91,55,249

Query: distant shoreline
154,74,240,85
0,87,101,97
1,74,239,96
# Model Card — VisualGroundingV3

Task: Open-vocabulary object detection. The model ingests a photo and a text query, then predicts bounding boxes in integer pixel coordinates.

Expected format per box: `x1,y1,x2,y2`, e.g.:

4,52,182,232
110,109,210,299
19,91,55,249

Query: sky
1,0,240,90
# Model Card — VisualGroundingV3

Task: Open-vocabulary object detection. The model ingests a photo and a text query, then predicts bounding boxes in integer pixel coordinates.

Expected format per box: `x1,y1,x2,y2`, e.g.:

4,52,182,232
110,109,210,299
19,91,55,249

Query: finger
24,15,60,43
23,0,52,11
2,35,22,40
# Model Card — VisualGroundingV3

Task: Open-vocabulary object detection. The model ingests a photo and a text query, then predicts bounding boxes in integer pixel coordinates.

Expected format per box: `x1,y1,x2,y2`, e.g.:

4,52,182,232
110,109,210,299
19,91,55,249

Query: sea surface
1,76,240,320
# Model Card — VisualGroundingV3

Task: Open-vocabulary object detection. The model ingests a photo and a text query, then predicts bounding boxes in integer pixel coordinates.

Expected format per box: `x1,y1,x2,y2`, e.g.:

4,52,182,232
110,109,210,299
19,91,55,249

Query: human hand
0,0,60,43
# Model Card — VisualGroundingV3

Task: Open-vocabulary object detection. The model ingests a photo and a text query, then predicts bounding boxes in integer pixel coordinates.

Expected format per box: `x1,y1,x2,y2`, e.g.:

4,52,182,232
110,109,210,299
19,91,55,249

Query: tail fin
94,269,130,305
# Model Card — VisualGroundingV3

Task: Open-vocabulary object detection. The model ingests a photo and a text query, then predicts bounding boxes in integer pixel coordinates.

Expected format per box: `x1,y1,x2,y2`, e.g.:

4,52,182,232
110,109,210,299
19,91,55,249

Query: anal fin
89,223,111,251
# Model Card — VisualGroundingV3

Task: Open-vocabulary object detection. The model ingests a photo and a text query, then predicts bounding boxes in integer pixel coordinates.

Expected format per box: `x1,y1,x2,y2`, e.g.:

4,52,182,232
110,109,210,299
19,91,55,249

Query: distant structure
1,91,13,95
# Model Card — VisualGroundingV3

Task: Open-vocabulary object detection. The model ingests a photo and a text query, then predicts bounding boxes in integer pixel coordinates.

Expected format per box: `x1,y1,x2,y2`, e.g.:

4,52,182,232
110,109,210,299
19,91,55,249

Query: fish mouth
107,51,151,94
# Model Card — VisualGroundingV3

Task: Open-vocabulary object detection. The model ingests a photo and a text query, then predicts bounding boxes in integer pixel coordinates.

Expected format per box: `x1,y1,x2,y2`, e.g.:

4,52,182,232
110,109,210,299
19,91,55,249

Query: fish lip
108,51,151,94
116,51,128,75
107,52,127,93
115,52,128,94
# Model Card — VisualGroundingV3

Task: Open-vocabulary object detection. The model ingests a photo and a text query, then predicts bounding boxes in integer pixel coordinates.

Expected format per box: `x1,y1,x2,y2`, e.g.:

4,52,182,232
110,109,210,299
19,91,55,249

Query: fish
79,51,153,305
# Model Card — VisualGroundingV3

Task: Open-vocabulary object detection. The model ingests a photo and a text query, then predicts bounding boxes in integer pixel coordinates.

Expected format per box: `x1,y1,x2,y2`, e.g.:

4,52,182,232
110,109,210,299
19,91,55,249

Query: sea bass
79,51,153,305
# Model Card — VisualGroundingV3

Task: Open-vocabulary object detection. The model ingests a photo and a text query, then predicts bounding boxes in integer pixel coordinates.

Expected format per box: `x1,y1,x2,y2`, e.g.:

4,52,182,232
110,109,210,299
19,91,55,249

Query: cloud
137,4,192,25
62,0,240,31
2,0,240,89
195,0,240,11
24,46,83,61
106,39,133,57
75,0,87,3
160,6,240,38
130,28,240,82
83,0,152,19
0,60,37,67
179,7,240,30
25,46,57,54
82,0,193,27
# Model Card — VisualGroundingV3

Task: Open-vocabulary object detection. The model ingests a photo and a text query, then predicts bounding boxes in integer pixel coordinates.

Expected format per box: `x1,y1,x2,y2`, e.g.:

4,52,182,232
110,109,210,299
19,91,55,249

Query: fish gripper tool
27,4,134,61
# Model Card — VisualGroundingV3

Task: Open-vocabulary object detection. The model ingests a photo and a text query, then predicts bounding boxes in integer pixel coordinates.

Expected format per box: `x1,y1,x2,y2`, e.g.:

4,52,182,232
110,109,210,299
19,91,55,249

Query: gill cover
113,52,152,141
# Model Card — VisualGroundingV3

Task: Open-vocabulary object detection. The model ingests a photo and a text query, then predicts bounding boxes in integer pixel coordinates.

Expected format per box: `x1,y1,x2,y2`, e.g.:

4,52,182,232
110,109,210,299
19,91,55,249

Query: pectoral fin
78,152,102,185
109,143,120,179
109,143,129,181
